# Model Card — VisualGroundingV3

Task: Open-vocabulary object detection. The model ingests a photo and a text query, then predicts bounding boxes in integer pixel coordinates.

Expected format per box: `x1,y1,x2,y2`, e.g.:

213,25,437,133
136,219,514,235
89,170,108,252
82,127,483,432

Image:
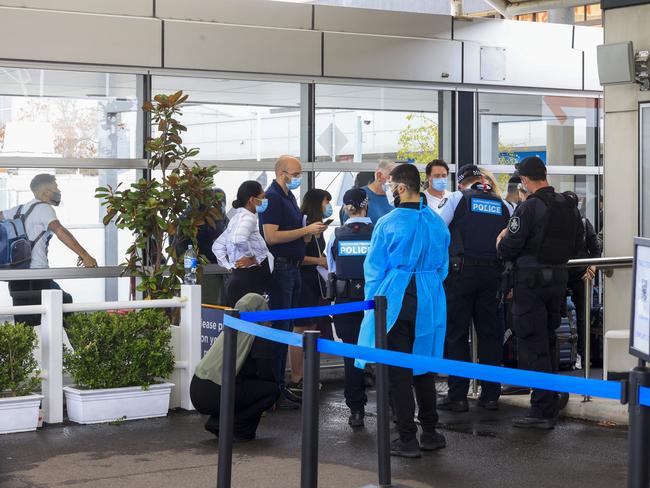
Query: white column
40,289,63,424
179,284,202,410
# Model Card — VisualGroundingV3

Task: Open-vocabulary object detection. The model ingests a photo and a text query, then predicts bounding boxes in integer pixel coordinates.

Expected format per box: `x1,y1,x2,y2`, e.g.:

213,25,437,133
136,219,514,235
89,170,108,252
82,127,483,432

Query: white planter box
63,383,174,424
0,394,43,434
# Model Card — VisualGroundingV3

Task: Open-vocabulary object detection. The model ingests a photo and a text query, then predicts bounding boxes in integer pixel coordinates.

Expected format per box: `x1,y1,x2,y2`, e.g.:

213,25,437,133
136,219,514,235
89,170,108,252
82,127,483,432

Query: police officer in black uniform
496,156,584,429
437,165,511,412
325,188,374,429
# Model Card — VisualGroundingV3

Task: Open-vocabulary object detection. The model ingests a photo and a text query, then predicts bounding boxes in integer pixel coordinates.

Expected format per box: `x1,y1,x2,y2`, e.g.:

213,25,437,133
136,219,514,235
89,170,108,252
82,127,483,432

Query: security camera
363,120,371,125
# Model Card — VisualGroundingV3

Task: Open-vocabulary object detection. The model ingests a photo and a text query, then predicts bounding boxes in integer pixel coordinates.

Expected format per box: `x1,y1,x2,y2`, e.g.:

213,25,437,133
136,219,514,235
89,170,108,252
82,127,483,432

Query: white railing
4,284,202,424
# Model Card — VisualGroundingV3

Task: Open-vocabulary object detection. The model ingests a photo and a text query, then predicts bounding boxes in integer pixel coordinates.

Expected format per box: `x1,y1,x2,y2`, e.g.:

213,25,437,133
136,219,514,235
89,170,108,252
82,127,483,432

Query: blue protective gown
355,198,450,375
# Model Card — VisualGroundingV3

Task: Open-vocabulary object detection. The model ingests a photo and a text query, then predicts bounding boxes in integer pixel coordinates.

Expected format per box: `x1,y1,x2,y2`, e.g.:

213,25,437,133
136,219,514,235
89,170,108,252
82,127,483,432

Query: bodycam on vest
449,188,510,272
327,222,373,300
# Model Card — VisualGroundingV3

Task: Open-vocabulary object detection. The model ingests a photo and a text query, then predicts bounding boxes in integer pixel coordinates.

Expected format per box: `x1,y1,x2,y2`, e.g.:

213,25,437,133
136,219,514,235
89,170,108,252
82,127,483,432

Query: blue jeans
268,262,302,386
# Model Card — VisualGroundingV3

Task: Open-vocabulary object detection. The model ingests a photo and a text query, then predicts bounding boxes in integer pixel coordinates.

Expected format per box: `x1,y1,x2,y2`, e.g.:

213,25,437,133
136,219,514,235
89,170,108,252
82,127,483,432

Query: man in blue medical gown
356,163,450,458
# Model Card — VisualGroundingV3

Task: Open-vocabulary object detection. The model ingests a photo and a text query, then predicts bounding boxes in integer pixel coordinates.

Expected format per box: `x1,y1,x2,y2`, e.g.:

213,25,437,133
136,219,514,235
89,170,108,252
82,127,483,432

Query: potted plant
0,322,42,434
96,90,220,300
62,309,175,424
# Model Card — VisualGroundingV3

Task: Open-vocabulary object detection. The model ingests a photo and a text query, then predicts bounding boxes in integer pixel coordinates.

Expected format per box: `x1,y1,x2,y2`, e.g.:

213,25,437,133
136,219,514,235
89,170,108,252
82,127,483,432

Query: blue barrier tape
239,300,374,322
223,315,303,347
225,313,650,406
640,386,650,407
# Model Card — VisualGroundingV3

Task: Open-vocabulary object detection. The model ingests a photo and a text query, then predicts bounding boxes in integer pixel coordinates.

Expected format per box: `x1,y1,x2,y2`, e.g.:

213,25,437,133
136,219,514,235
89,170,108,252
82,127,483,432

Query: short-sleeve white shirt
3,199,57,268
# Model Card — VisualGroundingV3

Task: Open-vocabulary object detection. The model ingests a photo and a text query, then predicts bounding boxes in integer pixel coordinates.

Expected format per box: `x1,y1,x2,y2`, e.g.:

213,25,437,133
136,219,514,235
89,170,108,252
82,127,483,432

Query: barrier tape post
627,363,650,488
373,296,392,488
301,331,321,488
216,309,239,488
583,277,592,402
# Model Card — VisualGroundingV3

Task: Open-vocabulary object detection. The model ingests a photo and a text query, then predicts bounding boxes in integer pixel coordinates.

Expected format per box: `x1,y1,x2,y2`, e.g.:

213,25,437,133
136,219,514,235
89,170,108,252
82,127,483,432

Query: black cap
457,165,483,183
343,188,368,209
516,156,546,178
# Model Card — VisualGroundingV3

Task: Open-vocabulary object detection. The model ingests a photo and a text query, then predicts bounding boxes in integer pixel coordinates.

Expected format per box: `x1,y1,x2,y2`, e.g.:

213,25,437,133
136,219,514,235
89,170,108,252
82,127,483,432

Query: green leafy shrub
63,309,175,390
0,322,41,397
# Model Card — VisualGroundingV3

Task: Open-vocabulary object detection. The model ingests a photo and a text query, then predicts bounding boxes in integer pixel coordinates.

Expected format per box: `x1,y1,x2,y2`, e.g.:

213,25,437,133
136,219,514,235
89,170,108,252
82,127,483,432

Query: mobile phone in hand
323,218,334,225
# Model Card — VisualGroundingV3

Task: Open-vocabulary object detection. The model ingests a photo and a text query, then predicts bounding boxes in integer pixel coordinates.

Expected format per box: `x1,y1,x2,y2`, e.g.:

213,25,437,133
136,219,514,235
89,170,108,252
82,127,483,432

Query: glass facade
0,66,603,305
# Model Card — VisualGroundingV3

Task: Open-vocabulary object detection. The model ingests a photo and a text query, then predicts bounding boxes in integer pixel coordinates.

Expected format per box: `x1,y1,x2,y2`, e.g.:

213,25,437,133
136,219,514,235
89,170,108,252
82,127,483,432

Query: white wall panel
463,41,582,90
575,25,603,91
0,0,153,16
0,7,161,67
323,32,461,83
454,17,573,50
156,0,312,30
164,21,321,76
314,5,452,39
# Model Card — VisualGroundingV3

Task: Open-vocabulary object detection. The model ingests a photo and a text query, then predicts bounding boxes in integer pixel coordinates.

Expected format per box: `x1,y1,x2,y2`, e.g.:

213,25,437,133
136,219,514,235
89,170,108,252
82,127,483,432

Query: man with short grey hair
341,160,395,225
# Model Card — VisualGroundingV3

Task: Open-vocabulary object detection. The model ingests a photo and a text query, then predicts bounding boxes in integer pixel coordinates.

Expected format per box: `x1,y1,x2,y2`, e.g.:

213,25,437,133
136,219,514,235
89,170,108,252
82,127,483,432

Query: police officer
437,165,511,412
325,188,373,429
496,156,584,429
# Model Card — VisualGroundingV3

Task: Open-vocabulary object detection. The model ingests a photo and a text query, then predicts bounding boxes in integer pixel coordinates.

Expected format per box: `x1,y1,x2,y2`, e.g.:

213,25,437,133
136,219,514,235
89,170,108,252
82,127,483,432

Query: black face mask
50,190,61,207
392,189,401,208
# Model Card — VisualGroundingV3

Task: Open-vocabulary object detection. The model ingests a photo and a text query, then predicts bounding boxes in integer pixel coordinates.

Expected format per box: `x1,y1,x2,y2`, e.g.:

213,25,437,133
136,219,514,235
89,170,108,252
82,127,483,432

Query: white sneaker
575,354,583,370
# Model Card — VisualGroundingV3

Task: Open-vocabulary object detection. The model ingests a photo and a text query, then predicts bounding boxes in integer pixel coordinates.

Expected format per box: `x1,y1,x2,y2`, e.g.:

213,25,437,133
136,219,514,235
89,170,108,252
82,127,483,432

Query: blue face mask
287,176,302,190
323,203,333,219
431,178,448,192
255,198,268,214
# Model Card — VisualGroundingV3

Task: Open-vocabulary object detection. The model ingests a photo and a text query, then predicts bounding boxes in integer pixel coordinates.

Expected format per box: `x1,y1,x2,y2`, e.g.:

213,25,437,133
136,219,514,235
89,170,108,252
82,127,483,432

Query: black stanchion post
627,361,650,488
374,296,392,488
217,310,239,488
301,331,321,488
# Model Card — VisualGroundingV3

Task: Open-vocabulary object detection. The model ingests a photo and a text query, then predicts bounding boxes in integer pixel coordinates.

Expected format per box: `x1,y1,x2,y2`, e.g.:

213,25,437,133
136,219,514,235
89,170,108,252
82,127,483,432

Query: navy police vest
332,222,373,280
449,188,510,261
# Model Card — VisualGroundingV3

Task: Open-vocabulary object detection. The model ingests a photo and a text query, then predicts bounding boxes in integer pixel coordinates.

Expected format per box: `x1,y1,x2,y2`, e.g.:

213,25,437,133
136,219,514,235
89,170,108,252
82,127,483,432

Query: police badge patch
508,217,521,234
438,198,449,209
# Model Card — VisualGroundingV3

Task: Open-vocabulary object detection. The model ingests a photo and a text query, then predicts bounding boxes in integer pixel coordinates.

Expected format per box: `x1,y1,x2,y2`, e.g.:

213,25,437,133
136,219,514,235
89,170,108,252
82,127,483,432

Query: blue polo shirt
259,180,305,259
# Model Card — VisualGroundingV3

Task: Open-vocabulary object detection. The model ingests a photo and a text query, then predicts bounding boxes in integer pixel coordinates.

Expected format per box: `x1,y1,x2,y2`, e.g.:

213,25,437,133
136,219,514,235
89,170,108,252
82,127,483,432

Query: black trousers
226,259,271,308
333,298,366,413
511,274,566,419
388,319,438,442
445,265,502,402
567,274,587,358
190,375,280,439
8,280,73,326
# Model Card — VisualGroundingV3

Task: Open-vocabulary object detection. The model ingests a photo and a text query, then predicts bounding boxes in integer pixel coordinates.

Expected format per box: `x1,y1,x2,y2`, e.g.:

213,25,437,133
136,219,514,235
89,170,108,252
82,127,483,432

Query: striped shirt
213,208,272,270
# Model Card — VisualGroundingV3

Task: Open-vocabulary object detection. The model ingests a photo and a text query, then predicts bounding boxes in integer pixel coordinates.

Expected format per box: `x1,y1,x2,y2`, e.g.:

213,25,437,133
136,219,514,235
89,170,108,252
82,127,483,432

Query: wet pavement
0,380,628,488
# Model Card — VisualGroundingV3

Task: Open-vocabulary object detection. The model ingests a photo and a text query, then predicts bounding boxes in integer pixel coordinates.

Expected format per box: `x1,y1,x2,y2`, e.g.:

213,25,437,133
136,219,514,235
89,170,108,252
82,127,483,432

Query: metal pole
583,277,592,401
627,362,650,488
301,331,321,488
217,310,239,488
374,296,392,488
471,323,479,398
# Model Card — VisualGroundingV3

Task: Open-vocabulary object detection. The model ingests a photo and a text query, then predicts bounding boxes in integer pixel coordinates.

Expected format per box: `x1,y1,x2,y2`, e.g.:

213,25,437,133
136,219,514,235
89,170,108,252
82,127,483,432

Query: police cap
343,188,368,209
516,156,547,179
457,165,482,183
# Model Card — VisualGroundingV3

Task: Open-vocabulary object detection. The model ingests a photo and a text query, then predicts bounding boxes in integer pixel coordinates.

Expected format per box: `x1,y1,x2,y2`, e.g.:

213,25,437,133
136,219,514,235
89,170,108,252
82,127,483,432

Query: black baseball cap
457,165,483,183
343,188,368,209
516,156,547,178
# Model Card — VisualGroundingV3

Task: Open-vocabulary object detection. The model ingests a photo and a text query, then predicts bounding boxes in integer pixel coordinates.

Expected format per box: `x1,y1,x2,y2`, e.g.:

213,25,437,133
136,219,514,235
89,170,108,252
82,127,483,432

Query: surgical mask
49,190,61,207
255,198,268,214
287,176,302,190
431,178,447,192
323,203,333,219
382,182,391,194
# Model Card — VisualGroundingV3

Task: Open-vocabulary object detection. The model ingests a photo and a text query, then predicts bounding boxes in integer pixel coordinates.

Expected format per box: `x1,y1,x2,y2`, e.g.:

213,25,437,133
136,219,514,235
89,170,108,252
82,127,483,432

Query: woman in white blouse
213,181,273,307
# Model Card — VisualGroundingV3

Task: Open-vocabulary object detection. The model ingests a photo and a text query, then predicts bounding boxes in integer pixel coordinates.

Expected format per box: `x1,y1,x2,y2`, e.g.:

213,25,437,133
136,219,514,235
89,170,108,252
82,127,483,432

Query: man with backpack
0,173,97,325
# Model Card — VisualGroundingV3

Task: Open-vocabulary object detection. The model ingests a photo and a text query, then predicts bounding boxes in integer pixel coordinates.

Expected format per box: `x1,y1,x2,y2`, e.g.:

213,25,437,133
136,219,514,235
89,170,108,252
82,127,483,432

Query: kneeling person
326,189,373,429
190,293,280,441
356,163,450,458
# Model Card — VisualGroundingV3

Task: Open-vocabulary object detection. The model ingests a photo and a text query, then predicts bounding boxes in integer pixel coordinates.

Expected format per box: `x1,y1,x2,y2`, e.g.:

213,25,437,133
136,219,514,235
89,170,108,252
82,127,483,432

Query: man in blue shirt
341,160,395,225
260,155,327,406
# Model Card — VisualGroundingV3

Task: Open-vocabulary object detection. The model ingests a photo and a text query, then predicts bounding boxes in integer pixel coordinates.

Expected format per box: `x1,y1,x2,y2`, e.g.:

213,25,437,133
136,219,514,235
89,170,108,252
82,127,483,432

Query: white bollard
40,289,63,424
179,284,202,410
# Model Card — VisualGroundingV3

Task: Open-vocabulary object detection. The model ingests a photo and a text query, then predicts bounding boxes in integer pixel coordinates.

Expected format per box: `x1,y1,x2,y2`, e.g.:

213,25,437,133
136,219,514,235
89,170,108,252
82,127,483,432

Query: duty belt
462,257,501,267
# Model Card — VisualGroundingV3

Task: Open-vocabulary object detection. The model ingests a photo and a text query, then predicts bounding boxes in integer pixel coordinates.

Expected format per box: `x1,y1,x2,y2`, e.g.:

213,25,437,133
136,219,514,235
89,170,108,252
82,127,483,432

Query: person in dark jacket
190,293,280,441
565,192,602,370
